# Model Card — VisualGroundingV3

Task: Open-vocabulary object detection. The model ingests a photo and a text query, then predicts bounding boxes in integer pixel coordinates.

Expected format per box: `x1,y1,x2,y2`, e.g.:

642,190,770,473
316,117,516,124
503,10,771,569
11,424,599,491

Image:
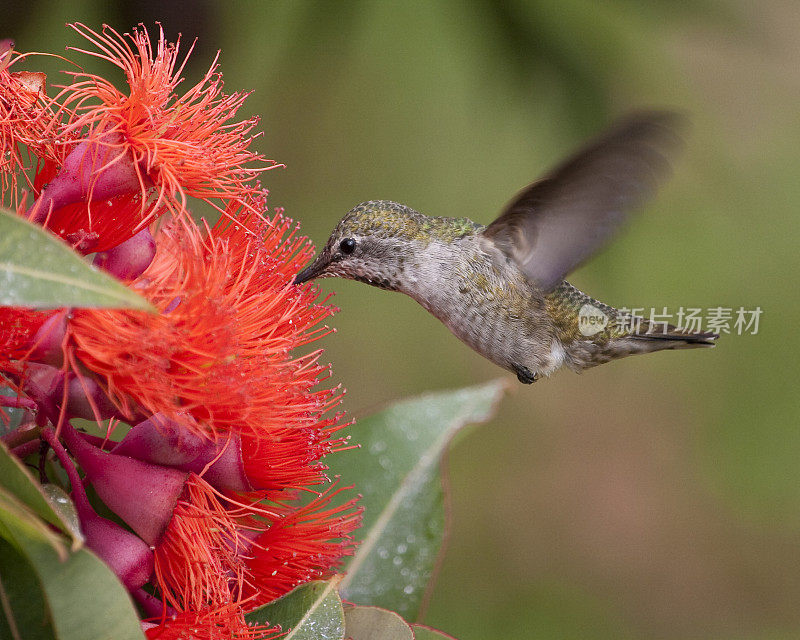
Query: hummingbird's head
293,201,424,290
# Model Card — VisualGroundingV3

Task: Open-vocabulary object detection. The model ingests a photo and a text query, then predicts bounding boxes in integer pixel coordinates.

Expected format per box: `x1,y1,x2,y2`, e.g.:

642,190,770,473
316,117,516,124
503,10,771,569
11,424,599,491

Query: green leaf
0,441,83,548
40,485,83,552
0,465,142,639
245,580,345,640
0,507,144,640
0,208,153,310
0,539,55,640
411,624,458,639
343,606,413,640
332,381,507,620
0,485,68,561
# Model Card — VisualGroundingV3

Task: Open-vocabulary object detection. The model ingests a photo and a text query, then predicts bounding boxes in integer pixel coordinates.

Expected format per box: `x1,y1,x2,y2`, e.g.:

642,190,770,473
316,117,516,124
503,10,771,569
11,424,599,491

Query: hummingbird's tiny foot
514,365,539,384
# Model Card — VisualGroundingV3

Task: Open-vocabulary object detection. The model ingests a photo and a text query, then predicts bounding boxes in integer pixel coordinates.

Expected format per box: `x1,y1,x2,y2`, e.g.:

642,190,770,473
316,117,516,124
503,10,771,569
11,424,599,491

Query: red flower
60,418,359,617
0,40,59,204
69,208,340,450
0,26,361,636
57,24,278,221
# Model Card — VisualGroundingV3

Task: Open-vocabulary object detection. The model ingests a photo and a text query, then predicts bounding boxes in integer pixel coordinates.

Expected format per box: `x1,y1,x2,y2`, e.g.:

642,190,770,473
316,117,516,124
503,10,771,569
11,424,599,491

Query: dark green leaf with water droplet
0,441,83,547
245,579,345,640
41,484,83,551
0,442,142,639
330,380,506,620
0,508,144,640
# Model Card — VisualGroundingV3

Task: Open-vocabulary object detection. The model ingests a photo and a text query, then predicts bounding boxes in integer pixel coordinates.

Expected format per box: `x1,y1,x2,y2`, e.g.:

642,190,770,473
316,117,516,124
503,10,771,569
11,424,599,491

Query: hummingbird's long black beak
293,255,330,285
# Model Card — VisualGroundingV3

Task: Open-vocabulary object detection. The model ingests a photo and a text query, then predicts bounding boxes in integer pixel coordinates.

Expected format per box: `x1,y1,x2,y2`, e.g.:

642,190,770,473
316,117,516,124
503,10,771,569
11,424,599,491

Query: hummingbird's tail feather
546,281,719,371
607,318,719,365
625,325,719,349
565,326,718,372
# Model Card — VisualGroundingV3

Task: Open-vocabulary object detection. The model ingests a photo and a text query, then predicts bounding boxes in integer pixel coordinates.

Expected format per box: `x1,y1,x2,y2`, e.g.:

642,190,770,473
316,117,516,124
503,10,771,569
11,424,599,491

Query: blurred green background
6,1,799,638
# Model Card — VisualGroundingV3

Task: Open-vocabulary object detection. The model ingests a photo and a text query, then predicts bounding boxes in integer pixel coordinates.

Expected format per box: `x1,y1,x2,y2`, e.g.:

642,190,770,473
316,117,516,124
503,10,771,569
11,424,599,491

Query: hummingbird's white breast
401,235,562,377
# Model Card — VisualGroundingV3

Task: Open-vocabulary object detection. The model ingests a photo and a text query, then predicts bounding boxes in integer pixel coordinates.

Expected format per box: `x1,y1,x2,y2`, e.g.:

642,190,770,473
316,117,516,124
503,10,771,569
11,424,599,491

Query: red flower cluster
0,26,359,638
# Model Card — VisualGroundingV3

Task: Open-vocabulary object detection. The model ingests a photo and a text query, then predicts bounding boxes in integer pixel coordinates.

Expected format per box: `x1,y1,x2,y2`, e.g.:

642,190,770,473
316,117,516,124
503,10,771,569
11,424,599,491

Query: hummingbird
294,111,717,384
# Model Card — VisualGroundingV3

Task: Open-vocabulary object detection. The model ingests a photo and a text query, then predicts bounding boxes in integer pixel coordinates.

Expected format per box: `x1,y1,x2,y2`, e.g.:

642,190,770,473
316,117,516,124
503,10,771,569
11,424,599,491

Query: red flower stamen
153,473,259,611
144,603,280,640
58,23,279,223
0,308,52,374
244,483,361,605
69,210,338,442
0,44,60,205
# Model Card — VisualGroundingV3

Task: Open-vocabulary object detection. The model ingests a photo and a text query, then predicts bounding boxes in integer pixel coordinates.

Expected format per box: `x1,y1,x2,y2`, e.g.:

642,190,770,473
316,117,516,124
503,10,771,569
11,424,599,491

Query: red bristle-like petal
153,474,255,611
144,603,280,640
244,483,361,605
69,208,341,446
57,24,279,224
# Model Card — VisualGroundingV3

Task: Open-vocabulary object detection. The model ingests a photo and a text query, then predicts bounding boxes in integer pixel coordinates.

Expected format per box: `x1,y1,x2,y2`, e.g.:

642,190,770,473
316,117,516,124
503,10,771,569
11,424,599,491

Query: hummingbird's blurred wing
482,110,685,293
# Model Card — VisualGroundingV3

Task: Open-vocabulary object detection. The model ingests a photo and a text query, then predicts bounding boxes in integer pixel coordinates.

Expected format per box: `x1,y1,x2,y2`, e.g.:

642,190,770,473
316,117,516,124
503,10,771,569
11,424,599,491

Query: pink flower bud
21,363,124,423
30,133,142,223
64,374,123,421
113,414,250,492
29,311,68,367
77,502,155,590
61,423,189,545
41,427,154,591
93,228,156,280
21,363,62,425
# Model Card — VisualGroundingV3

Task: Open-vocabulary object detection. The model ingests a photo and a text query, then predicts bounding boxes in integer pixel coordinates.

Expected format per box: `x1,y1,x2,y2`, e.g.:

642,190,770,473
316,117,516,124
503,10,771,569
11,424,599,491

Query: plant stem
40,427,89,508
0,396,35,410
0,422,40,448
10,440,41,459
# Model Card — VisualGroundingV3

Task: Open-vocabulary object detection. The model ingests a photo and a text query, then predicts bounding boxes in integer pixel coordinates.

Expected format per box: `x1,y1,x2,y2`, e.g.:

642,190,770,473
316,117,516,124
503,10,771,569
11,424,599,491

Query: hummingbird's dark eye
339,238,357,255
